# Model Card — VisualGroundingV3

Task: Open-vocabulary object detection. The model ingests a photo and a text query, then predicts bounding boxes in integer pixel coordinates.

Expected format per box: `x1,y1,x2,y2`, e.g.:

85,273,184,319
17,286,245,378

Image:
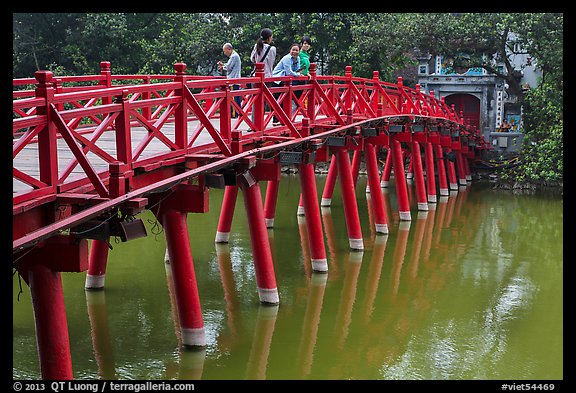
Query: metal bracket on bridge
279,151,316,165
388,125,405,133
326,136,346,146
361,127,379,137
410,125,425,133
279,151,303,165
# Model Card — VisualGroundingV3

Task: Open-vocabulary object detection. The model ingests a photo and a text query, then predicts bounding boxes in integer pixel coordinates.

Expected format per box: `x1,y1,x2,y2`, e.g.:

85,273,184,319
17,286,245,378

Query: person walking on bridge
218,42,242,118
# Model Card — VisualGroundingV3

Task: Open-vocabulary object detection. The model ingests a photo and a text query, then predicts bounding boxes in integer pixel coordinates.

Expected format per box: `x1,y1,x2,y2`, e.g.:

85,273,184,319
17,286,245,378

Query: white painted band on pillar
214,231,230,243
459,178,467,186
365,185,370,193
258,287,280,305
181,327,207,348
449,182,459,190
297,205,305,216
320,198,332,207
349,238,364,251
265,218,275,228
417,202,429,211
407,172,413,179
375,223,389,234
439,188,449,196
164,248,170,264
399,211,412,221
380,180,389,188
466,175,472,181
311,258,328,273
428,194,437,203
85,274,105,290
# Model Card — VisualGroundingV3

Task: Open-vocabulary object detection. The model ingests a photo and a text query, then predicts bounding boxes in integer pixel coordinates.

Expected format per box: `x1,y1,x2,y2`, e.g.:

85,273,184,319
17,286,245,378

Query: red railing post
307,63,317,122
34,70,58,191
284,77,293,121
254,62,265,131
142,75,151,121
99,61,112,105
174,63,188,150
345,66,353,113
113,89,132,165
372,71,380,113
220,81,231,142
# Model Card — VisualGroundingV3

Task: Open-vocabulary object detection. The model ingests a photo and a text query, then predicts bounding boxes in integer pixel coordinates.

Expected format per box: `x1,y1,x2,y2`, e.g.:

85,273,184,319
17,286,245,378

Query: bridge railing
13,61,479,208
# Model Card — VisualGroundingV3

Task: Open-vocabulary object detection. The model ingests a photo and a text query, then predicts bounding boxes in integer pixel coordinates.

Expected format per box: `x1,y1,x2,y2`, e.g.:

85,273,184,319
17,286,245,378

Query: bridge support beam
239,171,279,305
163,209,206,348
85,239,110,289
215,185,238,243
391,139,411,221
364,142,388,234
334,148,364,250
298,161,328,272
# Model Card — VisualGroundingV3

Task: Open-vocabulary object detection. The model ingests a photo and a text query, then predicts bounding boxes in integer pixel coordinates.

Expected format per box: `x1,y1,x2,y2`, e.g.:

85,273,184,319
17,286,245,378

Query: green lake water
12,174,563,380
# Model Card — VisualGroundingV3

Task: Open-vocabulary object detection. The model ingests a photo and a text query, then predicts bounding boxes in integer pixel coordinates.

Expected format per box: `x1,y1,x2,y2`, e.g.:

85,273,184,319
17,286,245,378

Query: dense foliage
12,12,563,186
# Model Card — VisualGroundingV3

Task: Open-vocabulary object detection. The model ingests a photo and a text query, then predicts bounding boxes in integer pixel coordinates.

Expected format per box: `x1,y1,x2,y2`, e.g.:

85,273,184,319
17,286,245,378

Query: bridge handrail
13,61,482,207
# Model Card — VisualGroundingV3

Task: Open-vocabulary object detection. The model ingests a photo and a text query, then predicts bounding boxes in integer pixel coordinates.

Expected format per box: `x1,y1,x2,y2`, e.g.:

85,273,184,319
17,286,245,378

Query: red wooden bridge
12,61,489,379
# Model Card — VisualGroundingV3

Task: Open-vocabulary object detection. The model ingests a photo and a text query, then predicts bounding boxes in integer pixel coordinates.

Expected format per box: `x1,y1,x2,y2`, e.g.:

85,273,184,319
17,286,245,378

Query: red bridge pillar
29,264,74,379
298,118,328,272
364,142,388,234
320,156,337,207
15,236,89,380
85,239,109,289
151,184,210,348
215,186,238,243
425,141,437,203
162,209,206,348
411,140,429,211
334,147,364,250
264,180,280,228
239,170,280,304
435,145,449,196
380,148,392,188
391,138,411,221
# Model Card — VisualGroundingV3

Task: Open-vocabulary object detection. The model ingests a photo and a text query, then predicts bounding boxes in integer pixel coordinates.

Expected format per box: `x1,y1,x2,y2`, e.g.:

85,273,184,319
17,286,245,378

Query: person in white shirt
250,28,276,77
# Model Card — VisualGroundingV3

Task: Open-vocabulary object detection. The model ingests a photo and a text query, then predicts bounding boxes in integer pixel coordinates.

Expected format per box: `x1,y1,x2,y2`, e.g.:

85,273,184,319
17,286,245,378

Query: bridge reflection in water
12,176,563,380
